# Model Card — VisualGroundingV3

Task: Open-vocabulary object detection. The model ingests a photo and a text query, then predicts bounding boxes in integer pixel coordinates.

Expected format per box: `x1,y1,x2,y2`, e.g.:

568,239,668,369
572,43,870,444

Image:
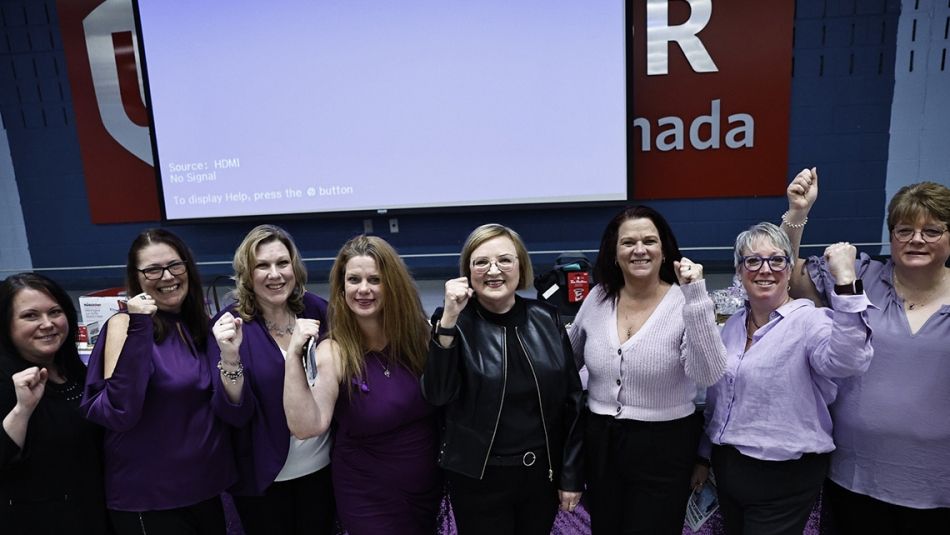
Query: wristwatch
833,279,863,295
435,321,457,336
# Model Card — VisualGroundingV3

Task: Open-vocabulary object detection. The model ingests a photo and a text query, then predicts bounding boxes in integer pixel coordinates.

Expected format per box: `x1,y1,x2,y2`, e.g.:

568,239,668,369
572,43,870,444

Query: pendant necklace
380,358,391,378
895,272,947,310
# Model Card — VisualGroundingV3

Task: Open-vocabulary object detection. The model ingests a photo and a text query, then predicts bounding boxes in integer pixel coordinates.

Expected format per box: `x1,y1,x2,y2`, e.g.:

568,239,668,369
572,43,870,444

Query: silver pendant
383,369,391,378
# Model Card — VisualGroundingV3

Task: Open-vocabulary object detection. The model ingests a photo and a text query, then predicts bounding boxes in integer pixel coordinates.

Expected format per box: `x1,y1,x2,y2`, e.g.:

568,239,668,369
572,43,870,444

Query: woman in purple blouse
784,170,950,533
700,222,873,535
209,225,333,534
81,229,235,534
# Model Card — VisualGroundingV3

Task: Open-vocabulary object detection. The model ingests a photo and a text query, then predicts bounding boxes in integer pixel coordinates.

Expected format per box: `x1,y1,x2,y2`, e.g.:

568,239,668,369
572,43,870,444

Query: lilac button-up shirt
703,294,873,461
809,254,950,508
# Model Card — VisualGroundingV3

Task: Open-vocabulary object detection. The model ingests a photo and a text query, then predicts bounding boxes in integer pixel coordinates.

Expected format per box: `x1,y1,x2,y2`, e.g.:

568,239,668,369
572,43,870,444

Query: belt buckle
522,451,536,467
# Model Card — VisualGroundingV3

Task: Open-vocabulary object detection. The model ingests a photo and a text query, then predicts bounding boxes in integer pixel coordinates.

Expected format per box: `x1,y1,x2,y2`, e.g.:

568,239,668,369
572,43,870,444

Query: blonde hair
231,225,308,321
458,223,533,290
327,235,429,391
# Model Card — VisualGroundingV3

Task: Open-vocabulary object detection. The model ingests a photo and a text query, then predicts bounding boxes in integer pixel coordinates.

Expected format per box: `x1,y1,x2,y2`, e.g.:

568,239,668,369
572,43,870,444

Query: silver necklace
380,358,391,378
265,319,295,337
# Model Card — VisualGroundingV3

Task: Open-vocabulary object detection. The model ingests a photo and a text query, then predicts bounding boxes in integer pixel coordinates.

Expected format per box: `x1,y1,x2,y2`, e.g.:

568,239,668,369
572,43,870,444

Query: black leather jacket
421,298,585,491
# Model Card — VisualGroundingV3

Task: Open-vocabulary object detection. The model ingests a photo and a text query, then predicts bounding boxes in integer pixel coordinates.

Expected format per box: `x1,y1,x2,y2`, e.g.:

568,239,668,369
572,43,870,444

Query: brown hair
327,235,429,391
125,228,208,349
887,181,950,231
592,205,682,301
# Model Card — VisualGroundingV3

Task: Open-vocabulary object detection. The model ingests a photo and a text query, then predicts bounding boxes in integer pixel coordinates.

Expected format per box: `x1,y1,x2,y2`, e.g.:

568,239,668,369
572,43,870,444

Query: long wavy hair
327,235,429,391
0,273,86,383
593,205,682,302
231,225,308,321
125,228,208,349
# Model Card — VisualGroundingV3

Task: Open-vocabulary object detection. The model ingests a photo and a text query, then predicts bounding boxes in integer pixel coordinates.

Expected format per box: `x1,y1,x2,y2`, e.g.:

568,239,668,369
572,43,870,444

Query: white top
275,347,331,481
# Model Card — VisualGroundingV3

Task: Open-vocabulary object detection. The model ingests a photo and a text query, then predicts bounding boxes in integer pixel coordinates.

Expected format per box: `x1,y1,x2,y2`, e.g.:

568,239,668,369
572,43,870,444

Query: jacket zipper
515,326,554,482
479,326,508,479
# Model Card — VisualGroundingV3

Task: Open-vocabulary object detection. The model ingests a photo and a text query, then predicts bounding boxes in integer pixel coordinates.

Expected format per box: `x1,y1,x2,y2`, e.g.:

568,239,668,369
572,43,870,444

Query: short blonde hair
231,225,308,321
459,223,533,290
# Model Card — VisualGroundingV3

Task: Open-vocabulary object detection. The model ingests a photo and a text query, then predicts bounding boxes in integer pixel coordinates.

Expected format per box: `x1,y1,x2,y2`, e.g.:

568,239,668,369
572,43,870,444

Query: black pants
585,411,702,534
824,479,950,535
447,463,558,535
109,495,225,535
232,466,335,535
712,445,828,535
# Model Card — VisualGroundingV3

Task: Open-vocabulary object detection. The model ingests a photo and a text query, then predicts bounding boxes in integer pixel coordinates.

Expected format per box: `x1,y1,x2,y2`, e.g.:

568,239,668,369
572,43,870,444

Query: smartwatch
435,321,457,336
833,279,863,295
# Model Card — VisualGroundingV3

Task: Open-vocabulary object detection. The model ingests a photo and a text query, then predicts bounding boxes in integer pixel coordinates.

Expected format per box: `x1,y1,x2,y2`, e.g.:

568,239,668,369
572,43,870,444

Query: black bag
533,253,593,319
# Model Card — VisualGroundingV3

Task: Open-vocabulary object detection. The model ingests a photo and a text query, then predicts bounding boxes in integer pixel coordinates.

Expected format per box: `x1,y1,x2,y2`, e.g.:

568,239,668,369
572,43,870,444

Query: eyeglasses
471,255,517,274
740,255,790,272
138,261,187,280
892,226,948,243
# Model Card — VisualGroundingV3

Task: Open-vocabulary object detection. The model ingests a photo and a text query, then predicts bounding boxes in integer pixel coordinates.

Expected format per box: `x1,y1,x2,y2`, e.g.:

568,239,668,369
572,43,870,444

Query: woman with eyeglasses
782,172,950,533
421,223,584,535
208,225,333,535
81,229,235,534
569,205,728,533
700,221,873,535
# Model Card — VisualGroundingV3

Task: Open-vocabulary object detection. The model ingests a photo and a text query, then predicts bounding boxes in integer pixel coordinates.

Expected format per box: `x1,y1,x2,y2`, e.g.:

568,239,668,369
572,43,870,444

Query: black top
475,297,546,455
0,353,110,534
422,297,586,489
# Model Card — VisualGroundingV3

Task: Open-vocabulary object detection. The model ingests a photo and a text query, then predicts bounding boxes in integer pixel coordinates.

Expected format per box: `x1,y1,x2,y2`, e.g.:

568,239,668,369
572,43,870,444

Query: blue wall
0,0,901,287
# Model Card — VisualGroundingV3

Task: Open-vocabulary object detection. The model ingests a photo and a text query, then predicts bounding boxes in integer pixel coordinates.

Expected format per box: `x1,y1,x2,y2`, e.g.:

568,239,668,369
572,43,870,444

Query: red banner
57,0,160,223
629,0,794,199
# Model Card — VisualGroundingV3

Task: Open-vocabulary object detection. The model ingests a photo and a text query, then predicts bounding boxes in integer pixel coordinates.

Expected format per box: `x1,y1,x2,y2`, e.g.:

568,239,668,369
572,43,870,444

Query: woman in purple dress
284,235,440,535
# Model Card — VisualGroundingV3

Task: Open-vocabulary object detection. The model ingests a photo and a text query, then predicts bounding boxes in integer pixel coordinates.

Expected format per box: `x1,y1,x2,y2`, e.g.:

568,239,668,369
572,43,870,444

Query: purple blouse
81,312,236,511
703,294,873,461
808,253,950,508
208,291,330,495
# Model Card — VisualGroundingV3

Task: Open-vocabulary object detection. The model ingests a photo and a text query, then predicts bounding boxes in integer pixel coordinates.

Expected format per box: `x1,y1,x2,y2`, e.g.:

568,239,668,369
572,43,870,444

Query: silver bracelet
781,211,808,229
217,360,244,384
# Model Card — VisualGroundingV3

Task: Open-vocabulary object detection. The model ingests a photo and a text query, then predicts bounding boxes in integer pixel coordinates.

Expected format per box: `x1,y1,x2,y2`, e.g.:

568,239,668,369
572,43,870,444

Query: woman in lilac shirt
701,222,873,535
784,170,950,533
81,229,235,534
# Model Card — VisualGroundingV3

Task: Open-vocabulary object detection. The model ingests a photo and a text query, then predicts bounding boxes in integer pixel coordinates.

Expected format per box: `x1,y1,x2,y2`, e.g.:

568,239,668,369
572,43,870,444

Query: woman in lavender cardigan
569,205,727,533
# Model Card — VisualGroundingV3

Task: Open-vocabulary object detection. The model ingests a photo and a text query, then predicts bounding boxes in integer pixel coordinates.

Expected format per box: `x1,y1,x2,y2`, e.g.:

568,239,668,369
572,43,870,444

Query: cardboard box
79,288,128,326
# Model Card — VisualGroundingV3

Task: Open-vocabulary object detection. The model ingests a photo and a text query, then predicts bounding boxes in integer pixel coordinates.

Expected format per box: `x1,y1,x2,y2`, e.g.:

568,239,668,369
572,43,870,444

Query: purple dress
332,350,441,535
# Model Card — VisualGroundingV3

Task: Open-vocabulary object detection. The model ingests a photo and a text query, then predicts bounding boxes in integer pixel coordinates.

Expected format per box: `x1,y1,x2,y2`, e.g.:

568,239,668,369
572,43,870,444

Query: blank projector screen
136,0,627,220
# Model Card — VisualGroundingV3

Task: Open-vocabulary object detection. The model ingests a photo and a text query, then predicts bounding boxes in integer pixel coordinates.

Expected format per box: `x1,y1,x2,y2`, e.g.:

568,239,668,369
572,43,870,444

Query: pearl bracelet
781,211,808,229
217,360,244,384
